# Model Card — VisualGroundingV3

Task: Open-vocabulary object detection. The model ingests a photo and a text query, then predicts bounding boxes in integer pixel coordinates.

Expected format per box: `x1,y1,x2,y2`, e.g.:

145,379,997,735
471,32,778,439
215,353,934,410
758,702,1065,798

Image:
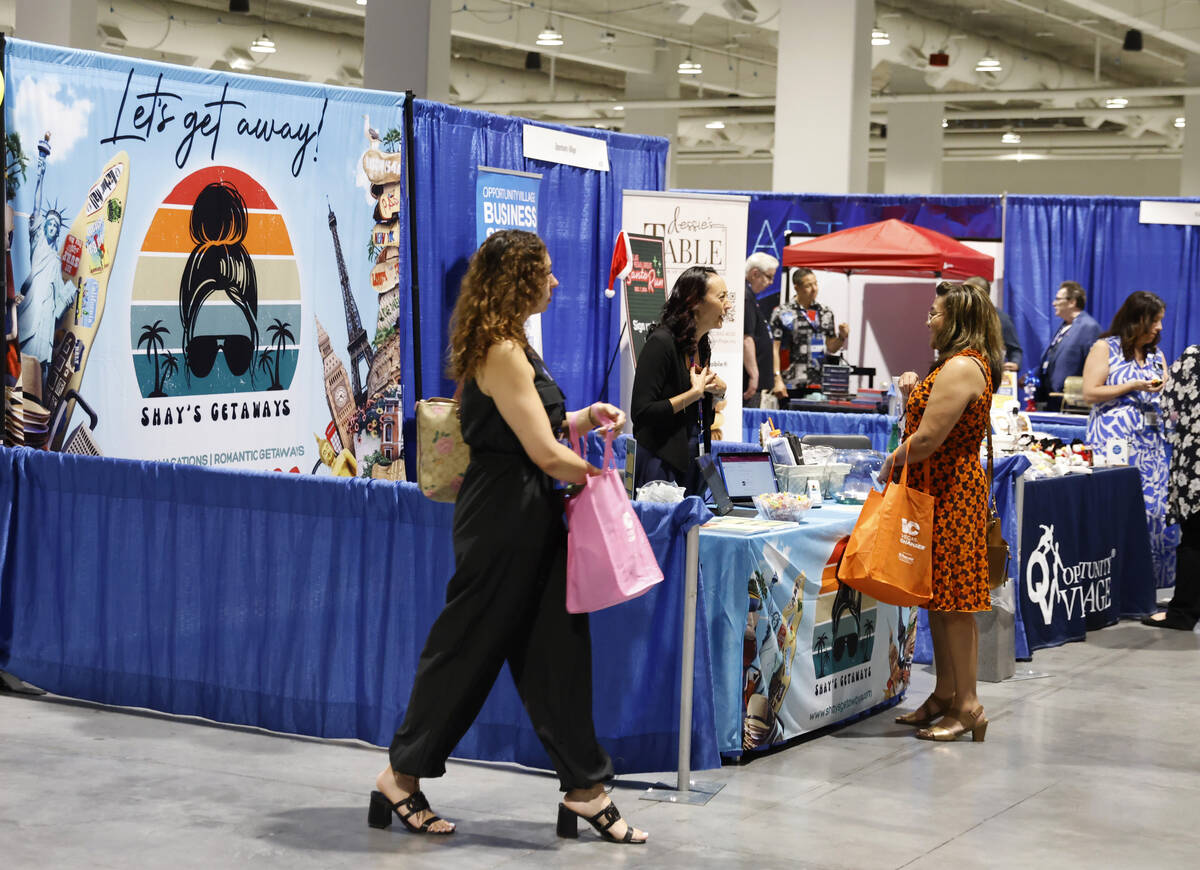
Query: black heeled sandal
367,789,455,835
556,799,645,844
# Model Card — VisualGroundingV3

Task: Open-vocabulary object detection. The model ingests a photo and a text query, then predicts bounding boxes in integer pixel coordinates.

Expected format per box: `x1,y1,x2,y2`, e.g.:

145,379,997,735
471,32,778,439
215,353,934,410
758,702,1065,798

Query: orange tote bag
837,457,934,606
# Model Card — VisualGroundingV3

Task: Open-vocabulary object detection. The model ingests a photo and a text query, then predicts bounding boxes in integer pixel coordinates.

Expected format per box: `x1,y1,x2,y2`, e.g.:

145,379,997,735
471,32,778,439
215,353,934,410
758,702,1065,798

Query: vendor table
698,506,915,757
0,447,717,775
743,409,898,452
1014,466,1156,652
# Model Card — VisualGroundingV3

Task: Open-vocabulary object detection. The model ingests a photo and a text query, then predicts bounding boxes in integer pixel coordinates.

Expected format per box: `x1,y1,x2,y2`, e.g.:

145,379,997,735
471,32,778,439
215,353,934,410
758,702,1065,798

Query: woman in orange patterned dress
881,281,1003,742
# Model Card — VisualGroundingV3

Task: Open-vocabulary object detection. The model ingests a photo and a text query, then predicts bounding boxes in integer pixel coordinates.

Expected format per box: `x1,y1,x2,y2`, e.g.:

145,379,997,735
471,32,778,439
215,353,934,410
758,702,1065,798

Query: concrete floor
1,619,1197,870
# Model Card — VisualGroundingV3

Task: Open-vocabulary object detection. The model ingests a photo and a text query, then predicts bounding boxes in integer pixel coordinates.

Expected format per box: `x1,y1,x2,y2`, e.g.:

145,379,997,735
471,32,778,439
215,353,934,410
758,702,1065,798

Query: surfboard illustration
45,151,130,450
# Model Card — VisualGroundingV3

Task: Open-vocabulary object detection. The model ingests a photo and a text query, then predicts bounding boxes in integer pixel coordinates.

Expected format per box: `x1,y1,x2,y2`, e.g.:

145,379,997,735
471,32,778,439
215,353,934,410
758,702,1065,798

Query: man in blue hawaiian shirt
770,268,848,400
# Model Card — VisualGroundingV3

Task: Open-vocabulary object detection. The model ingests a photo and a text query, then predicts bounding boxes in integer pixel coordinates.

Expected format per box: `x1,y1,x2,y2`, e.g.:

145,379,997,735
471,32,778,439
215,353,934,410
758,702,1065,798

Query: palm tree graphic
137,320,170,397
159,350,180,396
380,127,403,152
863,617,875,637
257,349,274,385
813,632,829,677
265,318,295,390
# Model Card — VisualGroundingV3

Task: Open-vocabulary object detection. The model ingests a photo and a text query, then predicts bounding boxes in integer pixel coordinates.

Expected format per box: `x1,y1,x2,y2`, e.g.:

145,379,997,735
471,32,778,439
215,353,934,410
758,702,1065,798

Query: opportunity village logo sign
130,165,300,425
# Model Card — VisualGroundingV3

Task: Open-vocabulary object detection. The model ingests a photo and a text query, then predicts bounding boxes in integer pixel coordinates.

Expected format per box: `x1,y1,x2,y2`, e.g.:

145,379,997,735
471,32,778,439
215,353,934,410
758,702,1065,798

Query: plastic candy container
752,492,812,522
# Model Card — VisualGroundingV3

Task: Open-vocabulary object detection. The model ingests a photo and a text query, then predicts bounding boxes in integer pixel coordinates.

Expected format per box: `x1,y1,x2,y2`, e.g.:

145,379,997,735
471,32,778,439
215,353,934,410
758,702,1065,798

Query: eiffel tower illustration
327,203,374,405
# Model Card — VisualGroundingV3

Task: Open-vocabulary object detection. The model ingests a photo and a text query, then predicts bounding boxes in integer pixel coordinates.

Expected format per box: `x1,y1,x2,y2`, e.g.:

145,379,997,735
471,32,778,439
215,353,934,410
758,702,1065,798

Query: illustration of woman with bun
179,181,259,387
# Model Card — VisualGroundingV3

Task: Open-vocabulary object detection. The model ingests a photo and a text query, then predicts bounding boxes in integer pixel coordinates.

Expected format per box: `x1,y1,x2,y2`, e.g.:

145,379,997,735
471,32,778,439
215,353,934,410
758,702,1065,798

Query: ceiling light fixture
1175,116,1186,128
871,28,890,47
249,0,275,55
941,118,948,128
1001,131,1021,144
975,55,1002,73
677,56,703,75
613,104,624,111
705,120,725,129
536,22,564,47
357,0,367,6
1105,96,1128,109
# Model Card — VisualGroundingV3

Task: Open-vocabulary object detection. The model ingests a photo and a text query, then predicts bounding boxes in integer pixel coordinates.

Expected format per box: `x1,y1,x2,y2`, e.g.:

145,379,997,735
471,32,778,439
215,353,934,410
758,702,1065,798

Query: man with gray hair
744,252,778,407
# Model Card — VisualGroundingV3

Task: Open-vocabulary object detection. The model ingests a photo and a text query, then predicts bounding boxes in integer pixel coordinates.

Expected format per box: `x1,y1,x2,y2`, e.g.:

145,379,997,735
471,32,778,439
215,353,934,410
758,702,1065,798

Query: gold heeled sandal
894,694,953,727
915,706,988,742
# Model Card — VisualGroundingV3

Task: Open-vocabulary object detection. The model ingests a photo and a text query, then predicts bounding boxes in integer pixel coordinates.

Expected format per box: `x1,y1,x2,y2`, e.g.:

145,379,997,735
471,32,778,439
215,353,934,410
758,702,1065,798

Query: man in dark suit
1035,280,1101,411
743,252,777,408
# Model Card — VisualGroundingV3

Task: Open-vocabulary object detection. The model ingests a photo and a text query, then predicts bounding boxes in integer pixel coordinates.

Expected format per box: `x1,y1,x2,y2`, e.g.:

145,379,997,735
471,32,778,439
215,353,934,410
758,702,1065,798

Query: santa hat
606,231,632,298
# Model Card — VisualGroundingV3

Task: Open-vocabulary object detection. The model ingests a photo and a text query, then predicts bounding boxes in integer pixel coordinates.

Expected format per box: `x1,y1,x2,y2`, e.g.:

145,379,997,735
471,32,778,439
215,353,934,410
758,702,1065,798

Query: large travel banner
3,39,408,477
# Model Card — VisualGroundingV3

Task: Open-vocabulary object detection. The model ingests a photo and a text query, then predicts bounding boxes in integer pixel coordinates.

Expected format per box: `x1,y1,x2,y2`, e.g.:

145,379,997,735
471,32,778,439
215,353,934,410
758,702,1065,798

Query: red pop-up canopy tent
781,218,993,280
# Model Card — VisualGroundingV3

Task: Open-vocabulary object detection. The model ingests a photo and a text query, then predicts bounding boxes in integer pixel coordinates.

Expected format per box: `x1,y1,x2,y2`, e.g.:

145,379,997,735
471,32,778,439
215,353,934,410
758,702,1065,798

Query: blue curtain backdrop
403,102,668,426
691,192,1002,307
1004,195,1200,372
0,446,717,773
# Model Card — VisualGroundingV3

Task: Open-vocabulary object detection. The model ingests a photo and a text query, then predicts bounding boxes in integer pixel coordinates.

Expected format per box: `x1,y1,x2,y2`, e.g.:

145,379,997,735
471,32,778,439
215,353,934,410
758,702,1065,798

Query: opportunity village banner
622,190,749,442
476,166,542,352
3,39,408,478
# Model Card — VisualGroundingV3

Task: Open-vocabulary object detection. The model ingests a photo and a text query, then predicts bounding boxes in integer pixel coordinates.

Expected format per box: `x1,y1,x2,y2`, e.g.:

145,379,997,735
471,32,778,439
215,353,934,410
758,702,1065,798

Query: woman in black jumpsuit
369,230,647,844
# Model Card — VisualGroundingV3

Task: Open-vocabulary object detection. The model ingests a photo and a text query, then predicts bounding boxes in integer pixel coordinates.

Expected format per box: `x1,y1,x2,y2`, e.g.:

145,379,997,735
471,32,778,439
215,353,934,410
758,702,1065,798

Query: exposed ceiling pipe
1036,0,1200,58
877,85,1200,103
91,0,364,83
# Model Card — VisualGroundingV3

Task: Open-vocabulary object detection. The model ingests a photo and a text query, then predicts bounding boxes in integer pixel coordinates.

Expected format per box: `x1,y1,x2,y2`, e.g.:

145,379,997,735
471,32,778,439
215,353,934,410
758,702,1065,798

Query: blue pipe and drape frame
736,192,1003,310
1003,195,1200,372
403,101,668,417
0,446,719,773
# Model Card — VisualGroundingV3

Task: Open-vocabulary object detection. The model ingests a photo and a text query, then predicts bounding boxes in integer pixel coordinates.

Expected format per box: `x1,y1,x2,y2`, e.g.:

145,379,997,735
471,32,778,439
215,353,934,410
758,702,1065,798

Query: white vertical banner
621,191,749,443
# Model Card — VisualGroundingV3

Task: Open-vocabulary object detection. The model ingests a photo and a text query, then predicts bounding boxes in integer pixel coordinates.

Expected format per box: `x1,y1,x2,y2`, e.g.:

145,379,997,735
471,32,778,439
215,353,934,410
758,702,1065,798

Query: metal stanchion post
642,522,723,806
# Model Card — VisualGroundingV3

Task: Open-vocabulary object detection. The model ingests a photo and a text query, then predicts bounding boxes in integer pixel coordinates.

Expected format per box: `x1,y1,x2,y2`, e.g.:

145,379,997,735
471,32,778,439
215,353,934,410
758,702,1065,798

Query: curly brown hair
448,230,548,381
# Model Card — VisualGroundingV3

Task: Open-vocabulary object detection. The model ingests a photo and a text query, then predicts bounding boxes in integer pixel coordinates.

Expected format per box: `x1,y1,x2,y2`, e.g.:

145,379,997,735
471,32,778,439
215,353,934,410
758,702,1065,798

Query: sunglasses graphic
187,334,254,377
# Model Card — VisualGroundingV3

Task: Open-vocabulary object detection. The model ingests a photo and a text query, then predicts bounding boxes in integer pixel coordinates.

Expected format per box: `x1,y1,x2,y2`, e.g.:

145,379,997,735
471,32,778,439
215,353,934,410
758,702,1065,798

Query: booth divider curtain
710,192,1002,310
0,446,718,773
1004,195,1200,372
404,102,668,424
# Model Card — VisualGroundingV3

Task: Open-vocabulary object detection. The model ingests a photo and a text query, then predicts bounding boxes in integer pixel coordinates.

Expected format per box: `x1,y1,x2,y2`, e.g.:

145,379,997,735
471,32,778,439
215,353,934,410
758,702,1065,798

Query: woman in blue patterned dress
1082,291,1178,589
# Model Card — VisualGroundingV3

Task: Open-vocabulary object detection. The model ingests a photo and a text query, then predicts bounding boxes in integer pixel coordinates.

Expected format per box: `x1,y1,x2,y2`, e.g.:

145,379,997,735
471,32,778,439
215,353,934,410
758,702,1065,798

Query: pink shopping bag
564,421,663,613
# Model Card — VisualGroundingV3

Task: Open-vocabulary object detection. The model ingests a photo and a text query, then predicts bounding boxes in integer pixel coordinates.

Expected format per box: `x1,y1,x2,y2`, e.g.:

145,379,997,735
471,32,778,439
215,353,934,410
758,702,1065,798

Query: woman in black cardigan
631,265,730,496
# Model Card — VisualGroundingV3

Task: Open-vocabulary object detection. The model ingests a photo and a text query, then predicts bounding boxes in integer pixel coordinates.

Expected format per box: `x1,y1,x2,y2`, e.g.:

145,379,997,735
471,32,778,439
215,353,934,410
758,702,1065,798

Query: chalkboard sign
623,234,667,361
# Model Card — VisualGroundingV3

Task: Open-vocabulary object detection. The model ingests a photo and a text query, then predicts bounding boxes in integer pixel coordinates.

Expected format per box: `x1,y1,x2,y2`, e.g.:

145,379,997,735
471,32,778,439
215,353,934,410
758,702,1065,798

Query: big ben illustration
316,316,356,453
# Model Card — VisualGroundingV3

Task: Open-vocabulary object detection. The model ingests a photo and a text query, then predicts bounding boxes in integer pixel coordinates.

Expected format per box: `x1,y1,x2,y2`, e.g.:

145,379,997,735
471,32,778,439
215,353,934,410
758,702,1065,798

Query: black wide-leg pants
388,458,613,791
1166,512,1200,627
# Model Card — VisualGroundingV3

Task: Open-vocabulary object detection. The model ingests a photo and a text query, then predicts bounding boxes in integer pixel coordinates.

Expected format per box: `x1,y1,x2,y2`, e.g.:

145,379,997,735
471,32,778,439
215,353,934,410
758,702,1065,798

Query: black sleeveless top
459,347,566,467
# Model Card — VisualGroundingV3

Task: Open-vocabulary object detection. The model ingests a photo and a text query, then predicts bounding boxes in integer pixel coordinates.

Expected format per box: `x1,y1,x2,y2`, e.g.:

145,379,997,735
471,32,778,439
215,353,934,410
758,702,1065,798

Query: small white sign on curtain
1139,200,1200,226
522,124,610,172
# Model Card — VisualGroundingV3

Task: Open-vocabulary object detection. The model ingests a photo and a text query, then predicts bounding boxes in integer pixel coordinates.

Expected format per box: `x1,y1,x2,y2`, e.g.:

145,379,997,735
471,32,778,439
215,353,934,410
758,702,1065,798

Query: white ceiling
9,0,1200,165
